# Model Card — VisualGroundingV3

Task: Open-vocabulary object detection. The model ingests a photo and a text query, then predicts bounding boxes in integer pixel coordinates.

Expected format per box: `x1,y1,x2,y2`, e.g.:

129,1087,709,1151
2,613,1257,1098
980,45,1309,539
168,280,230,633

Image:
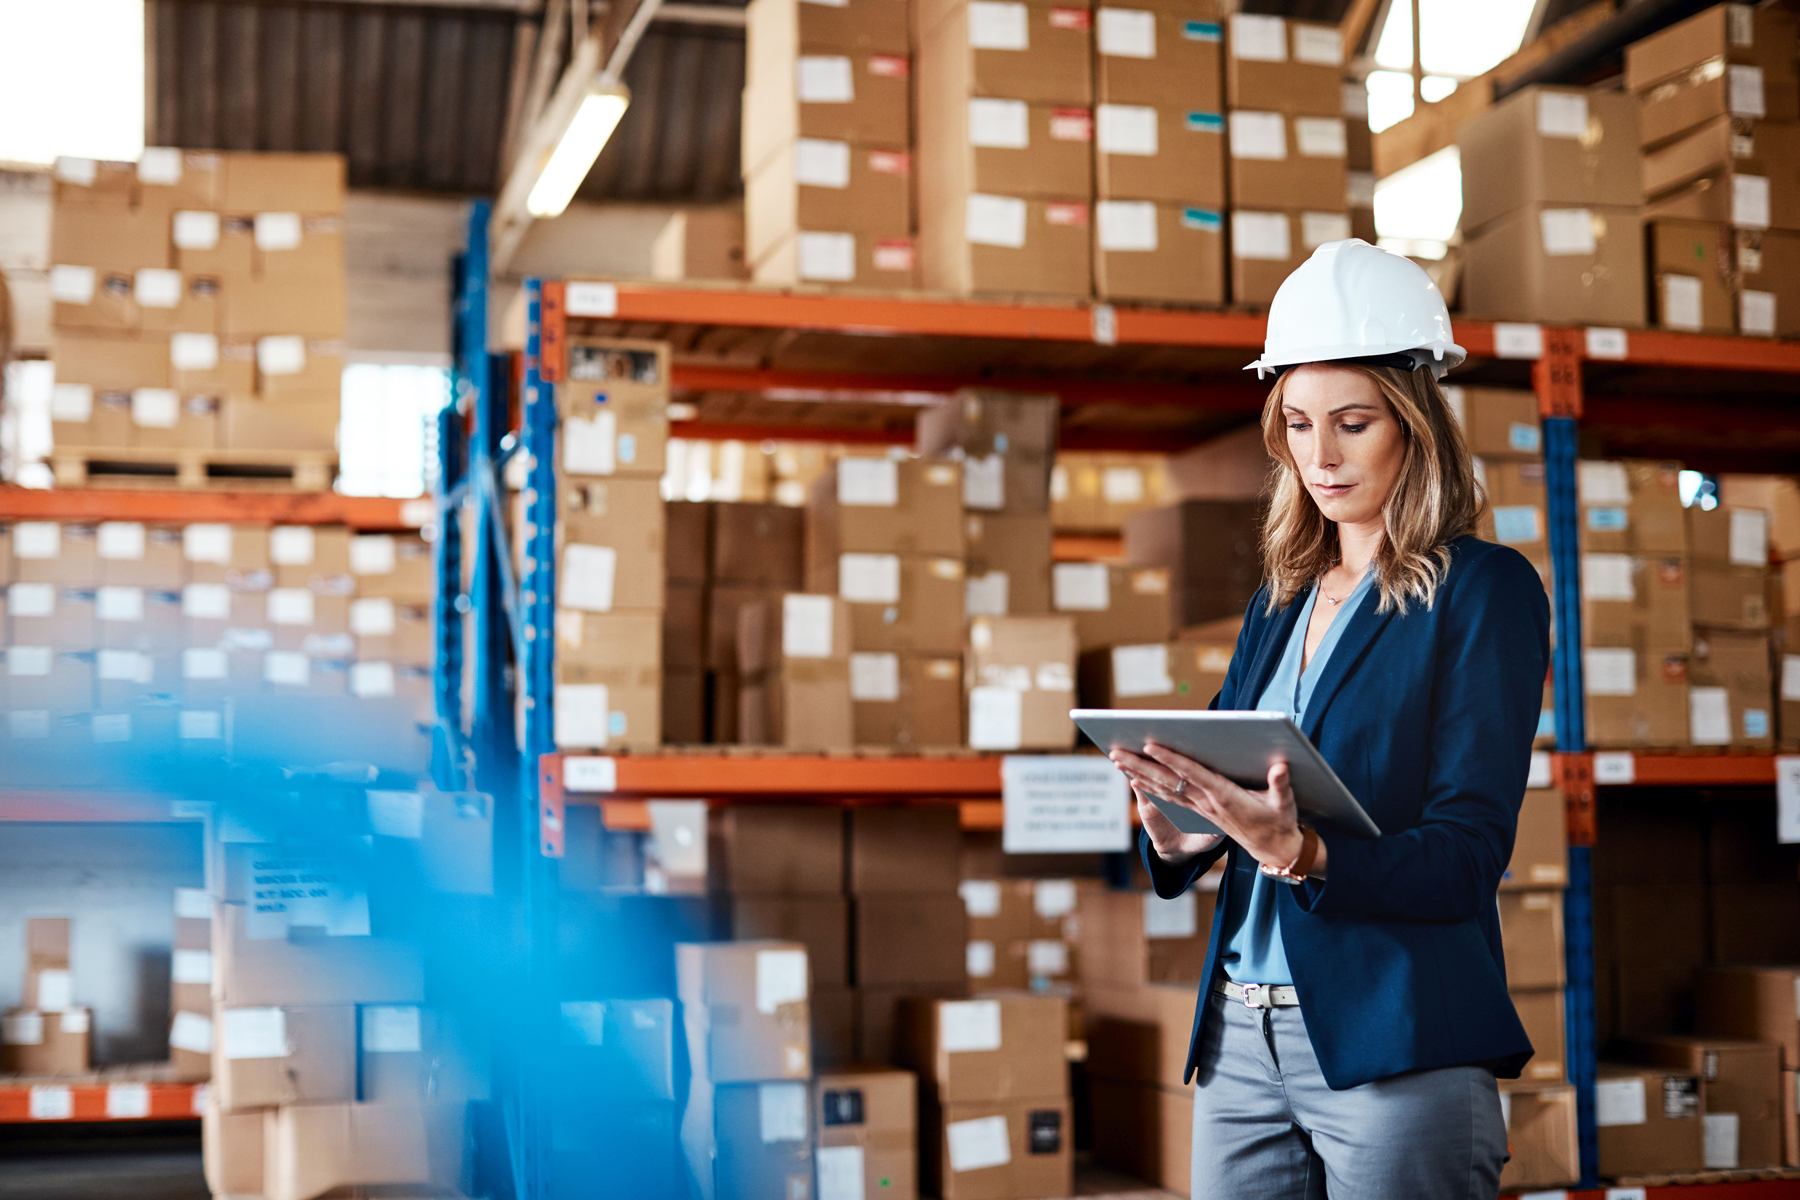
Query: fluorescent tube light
526,84,630,218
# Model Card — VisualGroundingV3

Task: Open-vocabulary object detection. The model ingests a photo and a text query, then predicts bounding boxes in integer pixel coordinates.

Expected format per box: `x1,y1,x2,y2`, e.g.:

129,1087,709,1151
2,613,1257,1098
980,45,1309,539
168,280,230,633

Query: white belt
1213,979,1300,1009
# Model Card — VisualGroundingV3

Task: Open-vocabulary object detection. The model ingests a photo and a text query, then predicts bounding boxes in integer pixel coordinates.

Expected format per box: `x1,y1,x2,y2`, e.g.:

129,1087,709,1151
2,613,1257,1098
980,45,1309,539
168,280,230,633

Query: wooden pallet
49,446,335,492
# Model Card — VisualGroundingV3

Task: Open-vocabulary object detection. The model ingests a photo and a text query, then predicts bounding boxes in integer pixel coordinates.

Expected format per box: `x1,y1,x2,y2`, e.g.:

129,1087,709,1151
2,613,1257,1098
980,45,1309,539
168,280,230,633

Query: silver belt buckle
1241,983,1262,1010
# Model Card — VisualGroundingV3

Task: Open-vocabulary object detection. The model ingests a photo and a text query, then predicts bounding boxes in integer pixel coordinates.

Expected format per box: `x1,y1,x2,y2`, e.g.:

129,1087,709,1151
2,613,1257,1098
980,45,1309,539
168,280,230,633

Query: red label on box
1661,654,1689,683
868,54,910,77
1049,109,1093,141
1049,7,1091,29
1657,558,1686,587
868,150,911,175
873,239,916,271
1045,203,1089,227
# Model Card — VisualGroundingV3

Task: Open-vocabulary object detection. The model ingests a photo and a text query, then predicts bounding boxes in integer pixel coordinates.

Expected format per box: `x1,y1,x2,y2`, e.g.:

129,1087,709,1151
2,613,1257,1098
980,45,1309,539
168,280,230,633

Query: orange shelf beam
1608,753,1779,787
0,1080,201,1123
598,795,1006,832
0,488,428,529
556,753,1005,799
0,792,195,823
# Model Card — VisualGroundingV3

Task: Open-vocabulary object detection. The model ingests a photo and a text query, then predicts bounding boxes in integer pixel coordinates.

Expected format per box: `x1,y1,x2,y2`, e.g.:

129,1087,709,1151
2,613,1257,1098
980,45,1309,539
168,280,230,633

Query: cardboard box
1698,966,1800,1069
1229,209,1351,306
555,477,666,612
1078,637,1230,709
1088,1075,1190,1195
51,330,171,391
966,615,1077,749
1688,507,1772,620
681,1078,815,1200
0,1008,91,1074
263,1101,463,1200
808,457,966,560
745,0,910,59
812,553,966,655
918,93,1094,200
223,395,338,452
1477,457,1551,563
1052,562,1171,650
849,806,962,893
714,895,850,988
1447,386,1541,460
1785,1067,1800,1168
917,389,1059,516
901,993,1068,1104
1123,499,1263,627
815,1066,918,1200
214,1004,355,1111
961,877,1086,990
1462,204,1646,326
556,379,669,480
212,902,425,1007
1223,14,1341,116
751,229,919,288
920,1095,1073,1200
709,805,846,894
1635,61,1800,153
553,669,662,751
1499,1083,1580,1191
1095,6,1222,108
1093,201,1225,304
223,276,345,340
1511,987,1567,1084
49,205,172,271
1643,158,1797,235
1051,451,1172,532
1505,788,1568,890
677,940,812,1081
1579,459,1687,554
1084,982,1202,1091
202,1097,265,1197
851,652,964,747
1617,1036,1784,1169
1648,217,1736,332
1625,4,1799,95
855,894,968,985
964,512,1053,616
711,501,805,588
1581,553,1691,646
1457,87,1641,237
1585,640,1691,747
668,500,713,584
222,152,346,212
24,917,71,1010
1078,885,1212,987
917,194,1093,298
1597,1063,1707,1176
1225,111,1346,211
1689,629,1774,747
1644,120,1800,228
742,49,912,177
811,986,856,1069
857,983,970,1064
1501,890,1564,990
558,997,678,1101
914,0,1093,104
745,139,912,267
1096,105,1226,206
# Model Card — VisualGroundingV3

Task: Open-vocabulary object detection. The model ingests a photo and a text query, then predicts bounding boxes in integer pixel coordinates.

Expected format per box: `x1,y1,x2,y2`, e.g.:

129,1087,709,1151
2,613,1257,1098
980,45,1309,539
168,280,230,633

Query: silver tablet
1071,709,1382,840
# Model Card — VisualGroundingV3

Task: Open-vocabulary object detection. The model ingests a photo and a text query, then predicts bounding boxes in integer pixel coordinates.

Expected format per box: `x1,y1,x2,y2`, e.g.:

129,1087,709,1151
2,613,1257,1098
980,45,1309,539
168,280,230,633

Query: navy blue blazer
1140,535,1551,1091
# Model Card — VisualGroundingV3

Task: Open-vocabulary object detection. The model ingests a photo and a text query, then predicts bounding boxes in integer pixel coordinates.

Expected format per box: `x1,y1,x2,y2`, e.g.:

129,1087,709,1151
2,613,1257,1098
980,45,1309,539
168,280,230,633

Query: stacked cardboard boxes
1698,964,1800,1167
916,0,1095,296
169,887,213,1079
903,994,1072,1200
815,1065,920,1200
1458,85,1646,326
551,337,671,752
690,500,809,742
552,997,683,1196
1223,13,1350,306
850,808,971,1064
1091,0,1226,302
1345,81,1376,243
1121,497,1263,628
664,500,710,742
1632,6,1800,337
49,150,346,464
1718,474,1800,740
744,0,918,287
1687,504,1775,748
1049,451,1171,533
958,877,1087,993
1,918,92,1075
738,592,858,748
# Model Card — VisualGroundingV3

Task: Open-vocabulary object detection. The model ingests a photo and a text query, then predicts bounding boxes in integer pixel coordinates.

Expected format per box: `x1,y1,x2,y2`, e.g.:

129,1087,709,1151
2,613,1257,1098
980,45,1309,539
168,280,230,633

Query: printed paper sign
1002,755,1131,853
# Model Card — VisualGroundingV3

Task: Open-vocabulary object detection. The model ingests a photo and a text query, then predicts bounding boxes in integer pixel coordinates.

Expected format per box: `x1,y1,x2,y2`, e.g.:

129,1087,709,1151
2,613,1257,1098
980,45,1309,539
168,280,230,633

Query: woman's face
1280,365,1407,528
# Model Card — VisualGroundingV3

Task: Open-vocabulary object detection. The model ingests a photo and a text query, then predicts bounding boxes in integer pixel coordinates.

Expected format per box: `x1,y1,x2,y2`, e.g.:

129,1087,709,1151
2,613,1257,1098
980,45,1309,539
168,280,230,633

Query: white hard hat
1246,238,1466,381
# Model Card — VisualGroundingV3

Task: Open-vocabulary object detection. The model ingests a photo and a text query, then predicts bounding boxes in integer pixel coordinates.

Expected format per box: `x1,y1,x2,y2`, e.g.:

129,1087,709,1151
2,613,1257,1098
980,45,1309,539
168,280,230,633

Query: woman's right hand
1136,784,1225,862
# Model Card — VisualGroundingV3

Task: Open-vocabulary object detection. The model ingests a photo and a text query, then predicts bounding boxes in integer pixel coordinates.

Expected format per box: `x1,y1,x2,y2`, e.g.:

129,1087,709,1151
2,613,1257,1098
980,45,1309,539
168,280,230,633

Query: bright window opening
1374,0,1539,78
0,0,144,165
338,364,450,498
1374,146,1461,259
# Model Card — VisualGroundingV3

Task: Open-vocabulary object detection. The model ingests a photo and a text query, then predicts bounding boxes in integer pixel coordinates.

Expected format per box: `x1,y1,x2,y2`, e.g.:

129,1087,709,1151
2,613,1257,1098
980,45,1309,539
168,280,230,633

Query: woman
1108,239,1550,1200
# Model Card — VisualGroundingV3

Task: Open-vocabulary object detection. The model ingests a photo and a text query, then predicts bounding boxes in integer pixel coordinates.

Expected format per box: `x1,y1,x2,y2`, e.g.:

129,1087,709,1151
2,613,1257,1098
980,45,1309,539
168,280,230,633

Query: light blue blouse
1217,566,1378,985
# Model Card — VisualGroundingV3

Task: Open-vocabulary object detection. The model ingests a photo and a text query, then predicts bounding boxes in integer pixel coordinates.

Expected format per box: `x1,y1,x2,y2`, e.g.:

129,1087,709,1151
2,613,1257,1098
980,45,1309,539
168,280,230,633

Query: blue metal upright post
431,394,467,791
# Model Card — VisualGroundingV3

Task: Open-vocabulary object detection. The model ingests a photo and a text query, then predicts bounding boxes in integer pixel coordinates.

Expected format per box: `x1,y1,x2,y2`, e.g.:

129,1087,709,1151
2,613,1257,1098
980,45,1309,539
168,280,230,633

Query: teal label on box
1181,208,1223,231
1508,421,1542,453
1184,112,1224,133
1183,20,1222,40
1536,709,1555,739
1586,506,1628,531
1493,505,1540,545
1745,709,1770,738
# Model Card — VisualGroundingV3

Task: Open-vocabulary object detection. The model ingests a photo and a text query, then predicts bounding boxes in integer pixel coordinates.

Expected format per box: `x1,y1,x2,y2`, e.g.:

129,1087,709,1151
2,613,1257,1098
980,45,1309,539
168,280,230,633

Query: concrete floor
0,1124,206,1200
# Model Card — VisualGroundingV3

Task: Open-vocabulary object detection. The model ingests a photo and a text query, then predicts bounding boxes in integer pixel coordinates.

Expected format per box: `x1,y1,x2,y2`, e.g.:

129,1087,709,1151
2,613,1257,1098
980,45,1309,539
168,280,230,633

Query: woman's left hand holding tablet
1110,742,1310,874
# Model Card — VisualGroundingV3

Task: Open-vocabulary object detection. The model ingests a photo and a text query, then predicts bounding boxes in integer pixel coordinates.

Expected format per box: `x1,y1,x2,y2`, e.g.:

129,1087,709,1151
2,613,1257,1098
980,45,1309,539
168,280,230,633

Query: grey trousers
1190,992,1508,1200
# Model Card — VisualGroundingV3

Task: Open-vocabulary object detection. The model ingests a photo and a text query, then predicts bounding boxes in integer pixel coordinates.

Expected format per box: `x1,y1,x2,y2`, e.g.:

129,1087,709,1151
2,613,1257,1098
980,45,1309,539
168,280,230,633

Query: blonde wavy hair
1259,364,1484,615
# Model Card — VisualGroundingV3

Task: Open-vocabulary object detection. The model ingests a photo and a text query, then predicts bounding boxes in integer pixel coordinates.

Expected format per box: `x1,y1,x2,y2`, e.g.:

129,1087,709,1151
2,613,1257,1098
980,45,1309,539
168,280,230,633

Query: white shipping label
797,231,857,281
850,652,901,701
1053,562,1110,611
1232,211,1290,260
1734,175,1772,228
50,264,96,304
1577,461,1631,505
969,97,1030,148
1662,275,1704,330
1596,1078,1648,1126
1775,756,1800,843
223,1007,290,1059
1536,92,1589,138
132,388,180,428
172,949,213,985
172,210,220,250
106,1083,150,1120
1301,212,1350,248
36,970,73,1011
1540,208,1597,256
270,525,315,565
254,211,302,251
564,282,617,317
179,710,222,740
1002,755,1131,852
817,1145,866,1200
968,686,1024,750
760,1081,809,1143
755,948,810,1013
797,56,854,102
1229,13,1286,61
182,584,231,620
264,650,310,687
267,588,315,625
967,572,1010,616
1096,201,1158,251
965,193,1028,249
1102,466,1144,503
1783,657,1800,701
1581,554,1635,602
1690,687,1732,745
838,457,899,506
1584,648,1637,697
1704,1112,1740,1169
1111,643,1175,697
1729,65,1766,117
367,789,425,839
1587,327,1630,359
947,1114,1013,1173
98,650,152,683
1096,104,1158,156
560,544,618,612
554,684,610,748
1741,289,1777,335
1528,752,1553,790
170,332,219,371
1493,323,1544,359
183,523,231,563
1729,508,1769,565
9,583,53,617
51,384,93,422
3,1013,44,1046
1144,891,1199,938
1228,110,1286,160
349,534,396,575
940,999,1003,1052
963,454,1006,509
257,335,307,375
1027,940,1069,974
1097,8,1154,57
960,880,1002,917
839,553,902,604
175,886,212,919
563,756,618,793
139,146,183,183
1295,117,1346,157
1035,879,1077,918
30,1087,73,1121
563,412,619,475
15,522,60,559
783,593,837,658
793,138,852,188
97,586,145,622
362,1005,423,1053
1291,24,1341,64
967,939,997,977
61,1013,91,1037
54,156,97,184
135,268,182,308
968,0,1029,49
9,647,53,677
351,597,397,636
